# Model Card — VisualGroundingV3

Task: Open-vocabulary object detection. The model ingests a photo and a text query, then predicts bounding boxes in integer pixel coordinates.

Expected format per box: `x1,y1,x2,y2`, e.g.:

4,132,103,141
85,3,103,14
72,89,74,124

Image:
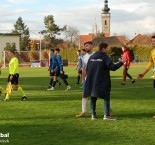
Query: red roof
115,36,129,44
79,34,94,45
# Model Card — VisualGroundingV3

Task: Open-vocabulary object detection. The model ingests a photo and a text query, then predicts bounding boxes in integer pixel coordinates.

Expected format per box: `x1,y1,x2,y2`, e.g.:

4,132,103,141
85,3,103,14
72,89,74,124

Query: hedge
59,46,154,63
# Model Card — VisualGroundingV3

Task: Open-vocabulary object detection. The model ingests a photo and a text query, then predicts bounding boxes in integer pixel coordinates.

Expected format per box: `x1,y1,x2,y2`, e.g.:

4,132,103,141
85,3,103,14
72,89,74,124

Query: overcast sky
0,0,155,39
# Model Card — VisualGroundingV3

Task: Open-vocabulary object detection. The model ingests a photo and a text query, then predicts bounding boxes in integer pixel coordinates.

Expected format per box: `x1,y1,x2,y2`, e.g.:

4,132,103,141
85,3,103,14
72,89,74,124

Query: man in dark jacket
84,43,126,120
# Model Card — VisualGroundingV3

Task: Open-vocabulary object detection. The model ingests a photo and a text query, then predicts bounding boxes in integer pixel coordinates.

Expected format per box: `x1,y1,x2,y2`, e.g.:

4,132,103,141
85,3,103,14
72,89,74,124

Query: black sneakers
22,96,27,101
132,79,136,84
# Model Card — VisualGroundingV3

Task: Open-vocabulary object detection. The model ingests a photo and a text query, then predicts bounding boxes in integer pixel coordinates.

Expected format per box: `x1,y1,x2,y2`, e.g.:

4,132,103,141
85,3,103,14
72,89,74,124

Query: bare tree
65,26,79,47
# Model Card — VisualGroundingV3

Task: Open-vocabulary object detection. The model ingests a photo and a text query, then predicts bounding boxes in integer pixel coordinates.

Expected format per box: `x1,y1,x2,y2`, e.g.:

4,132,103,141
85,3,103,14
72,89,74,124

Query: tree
40,15,66,49
12,17,30,51
65,26,79,47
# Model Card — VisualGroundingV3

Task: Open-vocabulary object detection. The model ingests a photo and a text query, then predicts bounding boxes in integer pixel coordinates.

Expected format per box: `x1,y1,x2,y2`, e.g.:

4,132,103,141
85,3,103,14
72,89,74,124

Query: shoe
47,87,54,91
91,115,97,120
3,98,9,101
75,82,79,85
47,85,52,89
58,82,61,88
103,115,117,120
76,112,87,118
132,79,135,84
121,82,126,85
65,86,71,91
22,96,27,101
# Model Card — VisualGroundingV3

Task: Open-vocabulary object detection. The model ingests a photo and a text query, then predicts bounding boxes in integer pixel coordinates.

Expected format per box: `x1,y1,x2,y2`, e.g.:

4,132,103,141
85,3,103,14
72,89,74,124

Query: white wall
0,35,20,59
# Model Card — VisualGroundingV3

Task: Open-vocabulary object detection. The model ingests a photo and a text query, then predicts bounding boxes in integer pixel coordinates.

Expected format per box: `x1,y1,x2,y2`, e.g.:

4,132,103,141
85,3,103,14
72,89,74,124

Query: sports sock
56,80,60,83
63,80,69,86
77,76,80,83
5,93,10,100
50,78,53,86
18,86,26,96
82,97,88,113
52,81,56,87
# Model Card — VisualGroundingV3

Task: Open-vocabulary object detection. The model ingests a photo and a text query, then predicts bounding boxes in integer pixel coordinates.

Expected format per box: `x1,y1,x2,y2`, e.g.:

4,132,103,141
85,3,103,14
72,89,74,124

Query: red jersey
122,50,131,67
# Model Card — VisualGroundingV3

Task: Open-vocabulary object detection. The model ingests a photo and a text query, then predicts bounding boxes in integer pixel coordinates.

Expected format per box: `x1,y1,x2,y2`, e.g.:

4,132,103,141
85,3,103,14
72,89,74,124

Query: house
127,34,152,46
92,36,125,47
79,33,94,47
0,33,20,59
115,35,129,45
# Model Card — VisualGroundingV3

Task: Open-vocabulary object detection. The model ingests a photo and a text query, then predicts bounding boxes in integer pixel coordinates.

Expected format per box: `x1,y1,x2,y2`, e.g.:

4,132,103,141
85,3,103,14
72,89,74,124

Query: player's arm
9,60,17,80
126,52,130,68
105,56,125,71
82,68,86,84
51,56,55,72
137,56,153,80
137,61,153,80
81,58,86,84
57,56,63,73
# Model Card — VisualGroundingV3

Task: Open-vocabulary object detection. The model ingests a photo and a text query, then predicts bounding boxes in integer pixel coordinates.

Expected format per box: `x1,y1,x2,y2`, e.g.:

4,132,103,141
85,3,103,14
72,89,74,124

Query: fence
2,50,146,68
2,50,50,68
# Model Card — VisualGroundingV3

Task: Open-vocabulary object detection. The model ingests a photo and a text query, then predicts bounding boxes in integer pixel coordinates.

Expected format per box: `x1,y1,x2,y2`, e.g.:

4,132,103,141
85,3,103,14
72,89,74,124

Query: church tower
101,0,110,37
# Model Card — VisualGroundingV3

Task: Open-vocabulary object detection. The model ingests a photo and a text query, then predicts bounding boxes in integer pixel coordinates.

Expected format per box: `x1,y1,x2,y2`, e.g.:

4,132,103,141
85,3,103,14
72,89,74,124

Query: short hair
50,49,54,53
152,35,155,38
81,49,86,52
122,45,129,50
9,50,15,54
99,43,108,50
55,48,60,52
84,41,93,46
77,50,81,53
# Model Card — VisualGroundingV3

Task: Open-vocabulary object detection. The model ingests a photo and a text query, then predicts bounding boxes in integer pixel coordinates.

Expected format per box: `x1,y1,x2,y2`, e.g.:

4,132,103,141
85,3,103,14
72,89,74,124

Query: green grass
0,65,155,145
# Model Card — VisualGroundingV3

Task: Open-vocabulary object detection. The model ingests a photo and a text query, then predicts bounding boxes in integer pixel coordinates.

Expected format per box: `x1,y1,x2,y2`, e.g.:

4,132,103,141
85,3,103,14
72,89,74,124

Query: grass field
0,65,155,145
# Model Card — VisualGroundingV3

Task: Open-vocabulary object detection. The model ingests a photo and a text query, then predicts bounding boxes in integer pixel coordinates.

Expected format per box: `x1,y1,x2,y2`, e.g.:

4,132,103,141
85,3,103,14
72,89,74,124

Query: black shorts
8,74,19,84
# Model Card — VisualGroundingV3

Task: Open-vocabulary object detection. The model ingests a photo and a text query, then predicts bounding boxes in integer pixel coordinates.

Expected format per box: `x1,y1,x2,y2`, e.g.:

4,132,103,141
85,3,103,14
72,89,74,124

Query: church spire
102,0,110,13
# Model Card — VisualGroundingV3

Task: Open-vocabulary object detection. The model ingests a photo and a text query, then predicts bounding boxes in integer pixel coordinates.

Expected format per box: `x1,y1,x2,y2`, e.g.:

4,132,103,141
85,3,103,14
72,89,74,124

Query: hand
51,70,54,73
121,58,126,64
137,74,144,80
153,68,155,72
10,75,13,81
82,80,84,85
60,71,63,74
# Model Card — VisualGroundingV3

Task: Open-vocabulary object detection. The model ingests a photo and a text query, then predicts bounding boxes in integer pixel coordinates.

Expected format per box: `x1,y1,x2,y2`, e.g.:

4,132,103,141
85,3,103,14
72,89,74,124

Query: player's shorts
49,70,55,76
8,73,19,84
82,80,86,92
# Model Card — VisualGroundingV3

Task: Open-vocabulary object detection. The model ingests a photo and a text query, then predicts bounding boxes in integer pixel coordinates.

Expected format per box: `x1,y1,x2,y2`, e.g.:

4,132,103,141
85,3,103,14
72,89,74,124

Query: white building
0,33,20,59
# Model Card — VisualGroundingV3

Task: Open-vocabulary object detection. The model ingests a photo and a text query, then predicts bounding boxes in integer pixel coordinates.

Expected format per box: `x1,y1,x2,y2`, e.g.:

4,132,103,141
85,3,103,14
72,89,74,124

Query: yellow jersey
9,57,19,75
146,49,155,71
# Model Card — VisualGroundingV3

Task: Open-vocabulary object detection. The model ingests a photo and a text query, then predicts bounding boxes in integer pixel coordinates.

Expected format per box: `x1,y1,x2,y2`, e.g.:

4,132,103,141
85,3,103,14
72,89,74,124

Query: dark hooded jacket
84,51,123,99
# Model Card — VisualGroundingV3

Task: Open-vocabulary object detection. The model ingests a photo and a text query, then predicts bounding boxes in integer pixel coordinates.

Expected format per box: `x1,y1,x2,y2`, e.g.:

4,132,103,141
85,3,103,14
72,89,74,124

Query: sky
0,0,155,39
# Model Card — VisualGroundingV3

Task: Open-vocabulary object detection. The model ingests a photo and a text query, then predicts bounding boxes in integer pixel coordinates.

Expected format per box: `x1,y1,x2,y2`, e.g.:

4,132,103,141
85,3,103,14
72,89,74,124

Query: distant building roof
127,34,152,46
79,34,94,45
92,36,124,47
115,35,129,44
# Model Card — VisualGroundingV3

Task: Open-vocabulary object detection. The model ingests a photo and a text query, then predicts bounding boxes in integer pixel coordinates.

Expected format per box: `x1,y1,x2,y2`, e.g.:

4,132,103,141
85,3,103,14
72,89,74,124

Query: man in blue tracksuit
84,43,126,120
54,48,71,91
47,49,61,91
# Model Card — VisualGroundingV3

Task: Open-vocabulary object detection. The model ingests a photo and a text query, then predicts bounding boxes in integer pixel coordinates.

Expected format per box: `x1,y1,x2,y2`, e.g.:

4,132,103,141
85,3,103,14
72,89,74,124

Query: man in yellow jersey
137,35,155,118
4,51,27,101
